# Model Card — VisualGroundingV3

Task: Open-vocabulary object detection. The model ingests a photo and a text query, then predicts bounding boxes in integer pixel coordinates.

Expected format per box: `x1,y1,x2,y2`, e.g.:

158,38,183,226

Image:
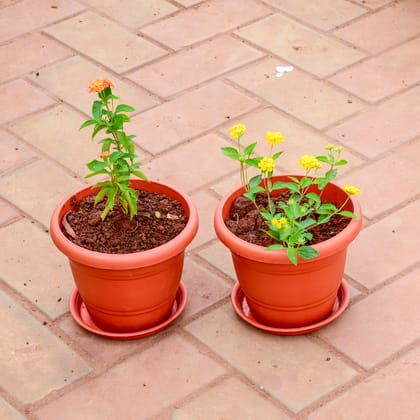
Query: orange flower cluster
88,78,114,93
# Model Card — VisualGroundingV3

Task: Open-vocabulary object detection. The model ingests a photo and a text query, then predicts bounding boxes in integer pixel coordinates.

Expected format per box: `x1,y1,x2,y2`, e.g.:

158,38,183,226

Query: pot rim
50,179,199,269
214,174,362,264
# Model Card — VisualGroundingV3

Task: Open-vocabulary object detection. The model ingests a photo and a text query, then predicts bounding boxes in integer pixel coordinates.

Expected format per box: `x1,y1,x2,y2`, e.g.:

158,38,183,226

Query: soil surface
225,193,350,247
63,190,188,253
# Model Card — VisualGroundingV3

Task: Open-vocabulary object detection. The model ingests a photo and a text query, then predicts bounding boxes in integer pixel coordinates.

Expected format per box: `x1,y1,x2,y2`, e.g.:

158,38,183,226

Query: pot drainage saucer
231,280,350,336
69,282,187,340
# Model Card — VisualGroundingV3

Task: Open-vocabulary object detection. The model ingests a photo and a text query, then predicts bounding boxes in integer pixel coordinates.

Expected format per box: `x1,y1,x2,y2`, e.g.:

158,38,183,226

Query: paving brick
0,289,92,404
229,57,365,129
8,104,143,180
59,317,153,366
35,334,225,419
185,304,357,413
321,269,420,369
0,160,82,227
333,0,420,54
140,0,271,50
345,200,420,289
352,0,391,7
198,241,236,280
130,81,260,154
327,86,420,158
144,133,238,192
0,198,20,226
29,56,158,116
189,190,219,249
173,376,290,419
0,219,75,318
0,0,85,42
175,0,203,5
0,129,38,175
44,11,167,74
0,79,55,124
221,108,364,173
309,345,420,420
127,35,265,97
260,0,367,31
338,139,420,220
0,33,71,83
236,14,365,77
81,0,178,28
182,258,230,317
210,173,239,198
329,37,420,103
0,399,25,420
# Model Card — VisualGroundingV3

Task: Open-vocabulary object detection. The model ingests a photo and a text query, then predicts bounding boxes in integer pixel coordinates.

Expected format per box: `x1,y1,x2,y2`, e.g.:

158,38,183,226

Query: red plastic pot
50,179,198,333
214,175,362,328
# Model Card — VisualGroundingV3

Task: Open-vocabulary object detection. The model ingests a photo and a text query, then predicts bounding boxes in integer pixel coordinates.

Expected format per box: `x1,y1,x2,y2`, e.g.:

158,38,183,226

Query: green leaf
318,203,338,214
86,159,108,171
243,142,257,156
266,244,285,251
338,211,358,218
116,131,130,151
272,151,283,160
101,187,117,219
300,218,316,229
288,176,300,183
272,181,299,192
79,119,97,130
93,186,111,206
115,104,135,113
91,123,107,139
318,214,330,224
300,177,313,188
315,155,330,164
297,246,319,260
325,168,338,180
245,157,262,168
85,169,109,178
221,147,241,160
287,247,298,266
249,175,262,189
268,200,276,215
132,170,149,181
305,192,320,205
92,101,103,121
335,159,348,166
111,114,124,130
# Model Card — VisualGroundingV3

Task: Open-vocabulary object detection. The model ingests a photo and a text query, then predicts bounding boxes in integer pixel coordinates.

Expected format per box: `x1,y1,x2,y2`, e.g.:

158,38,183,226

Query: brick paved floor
1,0,419,419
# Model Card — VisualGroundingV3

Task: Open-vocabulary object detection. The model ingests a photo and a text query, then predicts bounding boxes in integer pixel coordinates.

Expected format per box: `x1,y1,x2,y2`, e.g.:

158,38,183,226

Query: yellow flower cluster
265,131,284,145
298,155,322,170
342,185,361,196
258,157,275,173
271,217,288,230
229,124,247,138
88,78,114,93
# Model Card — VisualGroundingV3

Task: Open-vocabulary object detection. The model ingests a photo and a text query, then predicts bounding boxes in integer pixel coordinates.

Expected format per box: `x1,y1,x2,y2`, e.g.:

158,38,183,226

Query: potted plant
50,79,198,339
214,124,362,335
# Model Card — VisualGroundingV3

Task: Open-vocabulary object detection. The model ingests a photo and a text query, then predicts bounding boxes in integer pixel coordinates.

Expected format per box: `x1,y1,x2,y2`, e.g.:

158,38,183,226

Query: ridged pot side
214,175,362,328
51,179,198,332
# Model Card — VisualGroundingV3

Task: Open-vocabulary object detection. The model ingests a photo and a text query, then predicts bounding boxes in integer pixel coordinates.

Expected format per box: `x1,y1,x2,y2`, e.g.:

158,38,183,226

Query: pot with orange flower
50,79,198,339
214,124,362,335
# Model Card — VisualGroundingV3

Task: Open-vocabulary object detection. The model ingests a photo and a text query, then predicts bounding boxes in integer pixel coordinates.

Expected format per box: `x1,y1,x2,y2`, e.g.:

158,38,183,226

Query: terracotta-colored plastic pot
50,179,198,333
214,175,362,328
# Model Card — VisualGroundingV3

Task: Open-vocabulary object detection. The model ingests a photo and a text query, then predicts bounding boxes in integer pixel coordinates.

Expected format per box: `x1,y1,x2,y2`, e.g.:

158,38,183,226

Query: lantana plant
80,79,148,220
222,124,360,265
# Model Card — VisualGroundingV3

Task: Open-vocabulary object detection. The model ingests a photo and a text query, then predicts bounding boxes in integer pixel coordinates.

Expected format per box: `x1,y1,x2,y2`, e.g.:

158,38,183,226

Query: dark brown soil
225,193,350,247
63,190,188,253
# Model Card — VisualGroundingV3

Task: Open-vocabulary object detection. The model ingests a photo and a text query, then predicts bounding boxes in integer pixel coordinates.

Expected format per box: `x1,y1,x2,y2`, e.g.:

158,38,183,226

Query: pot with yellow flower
214,124,362,335
50,79,198,339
